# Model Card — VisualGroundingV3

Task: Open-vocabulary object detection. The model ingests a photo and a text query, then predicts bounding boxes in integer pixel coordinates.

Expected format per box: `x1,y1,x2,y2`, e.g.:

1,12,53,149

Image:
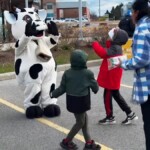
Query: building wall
44,0,56,3
43,0,56,18
57,7,87,19
63,8,78,18
42,0,90,19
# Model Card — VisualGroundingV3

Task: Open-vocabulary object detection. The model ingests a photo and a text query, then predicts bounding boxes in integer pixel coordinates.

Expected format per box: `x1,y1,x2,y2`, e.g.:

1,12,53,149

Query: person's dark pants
104,89,132,117
141,95,150,150
66,112,91,142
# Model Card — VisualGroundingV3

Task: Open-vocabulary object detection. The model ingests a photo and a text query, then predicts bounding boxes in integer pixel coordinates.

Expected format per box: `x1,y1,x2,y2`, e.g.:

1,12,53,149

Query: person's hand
25,21,37,37
49,84,55,98
47,21,59,36
113,58,122,68
90,37,101,45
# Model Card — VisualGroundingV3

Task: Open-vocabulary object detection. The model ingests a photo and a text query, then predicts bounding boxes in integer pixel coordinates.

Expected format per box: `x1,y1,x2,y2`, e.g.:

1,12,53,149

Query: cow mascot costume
4,7,61,119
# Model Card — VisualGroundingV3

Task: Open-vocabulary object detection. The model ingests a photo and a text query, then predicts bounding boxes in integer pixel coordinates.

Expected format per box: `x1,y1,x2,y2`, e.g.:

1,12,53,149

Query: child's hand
113,58,122,68
108,55,127,70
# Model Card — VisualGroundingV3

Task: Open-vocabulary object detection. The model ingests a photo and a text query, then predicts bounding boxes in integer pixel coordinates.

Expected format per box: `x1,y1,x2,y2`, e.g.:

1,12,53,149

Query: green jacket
52,50,99,113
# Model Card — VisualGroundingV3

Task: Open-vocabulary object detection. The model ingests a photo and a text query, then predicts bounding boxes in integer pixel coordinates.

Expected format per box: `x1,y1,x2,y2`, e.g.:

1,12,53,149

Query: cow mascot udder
4,7,61,119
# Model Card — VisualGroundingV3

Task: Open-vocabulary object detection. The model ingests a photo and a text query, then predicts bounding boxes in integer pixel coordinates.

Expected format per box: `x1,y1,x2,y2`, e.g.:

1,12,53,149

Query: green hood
70,50,88,69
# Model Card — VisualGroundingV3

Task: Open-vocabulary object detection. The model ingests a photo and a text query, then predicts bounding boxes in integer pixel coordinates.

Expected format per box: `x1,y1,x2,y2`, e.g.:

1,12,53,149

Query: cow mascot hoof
44,104,61,117
26,106,43,119
4,7,61,119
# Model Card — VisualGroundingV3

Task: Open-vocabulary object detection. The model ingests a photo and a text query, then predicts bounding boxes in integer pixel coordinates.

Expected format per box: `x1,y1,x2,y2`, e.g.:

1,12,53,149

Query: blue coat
121,16,150,104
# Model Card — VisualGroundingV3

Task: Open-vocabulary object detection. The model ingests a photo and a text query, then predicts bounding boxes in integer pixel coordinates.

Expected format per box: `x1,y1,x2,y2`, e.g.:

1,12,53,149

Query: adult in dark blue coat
118,10,135,38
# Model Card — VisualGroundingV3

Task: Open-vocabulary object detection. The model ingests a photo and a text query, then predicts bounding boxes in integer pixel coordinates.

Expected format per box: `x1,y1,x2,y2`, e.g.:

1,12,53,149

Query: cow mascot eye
4,7,61,119
23,15,32,23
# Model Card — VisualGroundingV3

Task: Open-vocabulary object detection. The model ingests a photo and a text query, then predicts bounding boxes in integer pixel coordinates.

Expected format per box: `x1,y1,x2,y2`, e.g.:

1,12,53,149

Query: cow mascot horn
4,7,61,119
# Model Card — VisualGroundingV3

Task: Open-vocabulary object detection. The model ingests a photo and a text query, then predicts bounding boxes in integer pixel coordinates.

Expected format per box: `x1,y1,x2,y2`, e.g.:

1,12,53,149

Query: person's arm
51,73,66,98
121,32,150,70
92,41,107,58
88,70,99,94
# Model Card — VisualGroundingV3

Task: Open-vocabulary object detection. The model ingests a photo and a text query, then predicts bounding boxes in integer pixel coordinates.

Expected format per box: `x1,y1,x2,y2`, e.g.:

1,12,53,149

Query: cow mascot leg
4,7,61,119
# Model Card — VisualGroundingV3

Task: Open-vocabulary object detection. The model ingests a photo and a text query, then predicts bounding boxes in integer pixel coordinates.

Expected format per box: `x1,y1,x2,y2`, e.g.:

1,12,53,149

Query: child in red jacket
92,27,138,125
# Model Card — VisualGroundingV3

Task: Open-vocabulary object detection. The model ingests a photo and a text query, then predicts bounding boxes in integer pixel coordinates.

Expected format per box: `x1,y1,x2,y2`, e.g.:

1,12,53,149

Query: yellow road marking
0,98,112,150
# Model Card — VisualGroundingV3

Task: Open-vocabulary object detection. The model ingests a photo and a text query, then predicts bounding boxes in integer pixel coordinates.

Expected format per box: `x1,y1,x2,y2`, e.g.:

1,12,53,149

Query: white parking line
121,84,133,89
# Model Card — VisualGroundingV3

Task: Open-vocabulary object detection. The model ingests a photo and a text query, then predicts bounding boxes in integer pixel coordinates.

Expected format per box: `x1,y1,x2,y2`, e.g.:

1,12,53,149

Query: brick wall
59,8,87,18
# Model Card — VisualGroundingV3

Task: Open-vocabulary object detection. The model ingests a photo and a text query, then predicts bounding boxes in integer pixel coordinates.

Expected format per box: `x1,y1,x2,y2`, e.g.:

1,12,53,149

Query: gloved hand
47,21,59,36
25,21,37,37
49,84,55,98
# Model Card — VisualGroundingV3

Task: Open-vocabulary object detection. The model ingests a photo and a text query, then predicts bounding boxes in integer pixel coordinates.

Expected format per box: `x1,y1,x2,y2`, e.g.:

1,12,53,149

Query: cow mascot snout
4,7,61,119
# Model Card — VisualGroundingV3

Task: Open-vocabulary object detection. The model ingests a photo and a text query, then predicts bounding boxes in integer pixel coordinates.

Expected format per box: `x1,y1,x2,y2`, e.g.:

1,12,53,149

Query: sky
57,0,133,16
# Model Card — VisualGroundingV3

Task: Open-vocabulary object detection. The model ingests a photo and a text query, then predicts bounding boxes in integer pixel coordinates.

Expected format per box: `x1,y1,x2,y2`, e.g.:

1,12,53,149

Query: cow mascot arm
4,8,61,119
46,21,60,48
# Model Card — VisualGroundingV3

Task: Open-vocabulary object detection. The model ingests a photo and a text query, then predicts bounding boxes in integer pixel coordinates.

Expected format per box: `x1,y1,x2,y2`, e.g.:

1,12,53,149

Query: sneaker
98,116,116,125
60,139,78,150
122,112,138,125
83,140,101,150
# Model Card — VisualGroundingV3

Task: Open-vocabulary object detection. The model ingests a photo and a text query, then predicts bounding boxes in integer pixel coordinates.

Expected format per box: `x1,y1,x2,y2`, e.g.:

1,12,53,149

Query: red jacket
92,41,123,90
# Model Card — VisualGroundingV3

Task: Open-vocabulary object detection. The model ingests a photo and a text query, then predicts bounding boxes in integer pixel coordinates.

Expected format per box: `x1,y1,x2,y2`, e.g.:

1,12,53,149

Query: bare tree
90,11,98,20
0,0,10,11
41,0,43,9
0,0,10,42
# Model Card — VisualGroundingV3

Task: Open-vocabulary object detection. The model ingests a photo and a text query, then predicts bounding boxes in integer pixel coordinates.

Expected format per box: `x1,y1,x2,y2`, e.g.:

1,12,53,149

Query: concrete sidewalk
0,60,101,81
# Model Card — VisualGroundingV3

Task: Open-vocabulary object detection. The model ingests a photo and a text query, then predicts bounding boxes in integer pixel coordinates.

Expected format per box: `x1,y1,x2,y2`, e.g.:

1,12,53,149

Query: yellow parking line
0,98,112,150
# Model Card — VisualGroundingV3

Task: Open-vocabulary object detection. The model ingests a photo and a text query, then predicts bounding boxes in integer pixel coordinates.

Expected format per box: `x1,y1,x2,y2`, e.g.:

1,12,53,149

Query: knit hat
108,27,129,45
108,28,115,40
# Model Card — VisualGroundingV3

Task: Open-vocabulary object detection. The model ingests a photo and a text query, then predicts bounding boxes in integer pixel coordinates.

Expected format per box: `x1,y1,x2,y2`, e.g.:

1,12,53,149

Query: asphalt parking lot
0,65,145,150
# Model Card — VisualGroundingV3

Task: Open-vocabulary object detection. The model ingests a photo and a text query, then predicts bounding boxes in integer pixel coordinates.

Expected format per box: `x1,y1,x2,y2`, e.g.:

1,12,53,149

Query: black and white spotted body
4,8,61,119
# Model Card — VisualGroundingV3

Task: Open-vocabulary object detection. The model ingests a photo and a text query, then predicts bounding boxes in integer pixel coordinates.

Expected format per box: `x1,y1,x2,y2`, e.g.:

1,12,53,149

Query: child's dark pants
66,112,91,142
104,89,132,117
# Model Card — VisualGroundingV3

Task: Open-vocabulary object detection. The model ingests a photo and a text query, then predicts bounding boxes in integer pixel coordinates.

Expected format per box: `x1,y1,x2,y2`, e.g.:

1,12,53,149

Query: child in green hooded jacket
51,49,101,150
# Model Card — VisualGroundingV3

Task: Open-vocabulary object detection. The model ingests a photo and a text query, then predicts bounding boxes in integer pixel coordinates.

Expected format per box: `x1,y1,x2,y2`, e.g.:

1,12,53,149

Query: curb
0,60,101,81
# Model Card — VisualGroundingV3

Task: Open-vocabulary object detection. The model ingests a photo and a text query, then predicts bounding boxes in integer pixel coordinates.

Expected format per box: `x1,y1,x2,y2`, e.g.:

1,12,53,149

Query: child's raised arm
92,41,107,58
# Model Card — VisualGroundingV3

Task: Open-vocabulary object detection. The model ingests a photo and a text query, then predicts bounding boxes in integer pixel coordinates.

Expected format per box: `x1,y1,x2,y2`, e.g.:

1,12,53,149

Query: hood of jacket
70,49,88,69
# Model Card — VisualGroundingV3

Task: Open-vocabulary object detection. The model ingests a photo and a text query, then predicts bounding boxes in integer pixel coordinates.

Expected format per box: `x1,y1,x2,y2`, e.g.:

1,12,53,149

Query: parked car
76,17,90,26
64,18,79,27
64,18,85,27
46,17,65,23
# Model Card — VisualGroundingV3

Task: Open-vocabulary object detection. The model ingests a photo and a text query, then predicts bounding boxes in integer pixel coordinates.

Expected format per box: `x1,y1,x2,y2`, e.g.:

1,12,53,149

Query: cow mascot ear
38,9,47,21
4,11,17,25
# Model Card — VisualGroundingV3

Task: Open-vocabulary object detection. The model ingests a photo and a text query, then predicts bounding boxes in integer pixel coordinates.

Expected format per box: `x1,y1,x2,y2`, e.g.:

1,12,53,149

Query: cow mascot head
4,7,61,119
